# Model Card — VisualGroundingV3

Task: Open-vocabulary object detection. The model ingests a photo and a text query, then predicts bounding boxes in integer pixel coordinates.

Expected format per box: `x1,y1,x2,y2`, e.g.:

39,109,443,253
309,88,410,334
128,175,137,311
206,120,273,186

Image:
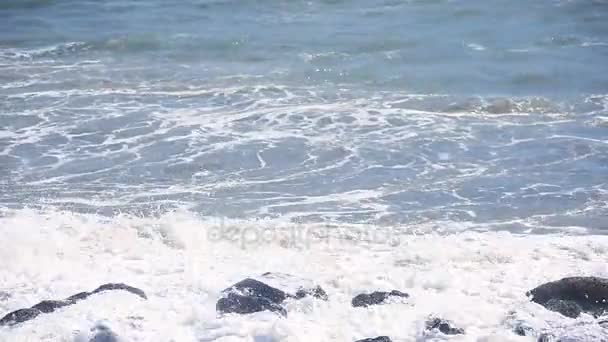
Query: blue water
1,0,607,232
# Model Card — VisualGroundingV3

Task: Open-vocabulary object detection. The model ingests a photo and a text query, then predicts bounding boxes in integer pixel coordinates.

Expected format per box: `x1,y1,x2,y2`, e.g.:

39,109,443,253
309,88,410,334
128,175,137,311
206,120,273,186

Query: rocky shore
2,275,606,341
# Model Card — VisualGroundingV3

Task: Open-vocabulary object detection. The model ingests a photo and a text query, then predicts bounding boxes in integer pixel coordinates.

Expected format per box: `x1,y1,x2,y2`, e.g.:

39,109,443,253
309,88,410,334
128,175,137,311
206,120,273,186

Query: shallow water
2,0,608,232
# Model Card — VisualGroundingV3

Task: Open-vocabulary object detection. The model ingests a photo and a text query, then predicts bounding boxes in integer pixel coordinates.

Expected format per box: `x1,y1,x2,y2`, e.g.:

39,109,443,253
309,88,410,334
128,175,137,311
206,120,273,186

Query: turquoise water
1,0,608,232
3,0,608,94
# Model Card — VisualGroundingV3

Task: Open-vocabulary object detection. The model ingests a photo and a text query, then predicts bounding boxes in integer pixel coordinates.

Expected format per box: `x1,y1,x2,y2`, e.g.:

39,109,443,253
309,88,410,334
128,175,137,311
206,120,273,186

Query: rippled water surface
1,0,608,232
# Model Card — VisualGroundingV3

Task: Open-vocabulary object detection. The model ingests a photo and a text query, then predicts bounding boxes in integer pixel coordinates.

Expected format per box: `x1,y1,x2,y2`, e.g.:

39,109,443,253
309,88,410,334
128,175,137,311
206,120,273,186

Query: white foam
466,43,486,51
0,208,607,341
581,41,608,47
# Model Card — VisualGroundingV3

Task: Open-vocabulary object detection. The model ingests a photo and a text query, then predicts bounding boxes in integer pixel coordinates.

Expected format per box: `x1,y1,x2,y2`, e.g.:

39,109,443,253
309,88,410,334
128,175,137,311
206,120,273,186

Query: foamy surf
0,208,606,341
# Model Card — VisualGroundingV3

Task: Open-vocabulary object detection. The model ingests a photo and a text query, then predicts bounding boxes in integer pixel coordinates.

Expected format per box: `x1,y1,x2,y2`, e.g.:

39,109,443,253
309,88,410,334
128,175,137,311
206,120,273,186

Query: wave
0,35,176,61
2,86,606,234
0,42,91,60
0,0,51,10
0,207,606,341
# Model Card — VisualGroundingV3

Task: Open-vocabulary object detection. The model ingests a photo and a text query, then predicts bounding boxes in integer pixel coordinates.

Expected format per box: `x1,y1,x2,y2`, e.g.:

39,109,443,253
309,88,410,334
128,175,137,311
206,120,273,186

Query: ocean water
1,0,608,341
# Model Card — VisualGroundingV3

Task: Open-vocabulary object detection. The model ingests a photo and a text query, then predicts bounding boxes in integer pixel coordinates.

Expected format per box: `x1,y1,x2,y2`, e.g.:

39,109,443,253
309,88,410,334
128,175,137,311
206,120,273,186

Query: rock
93,283,147,300
90,331,119,342
0,283,146,326
67,291,92,301
513,324,535,337
355,337,392,342
217,278,290,316
259,272,329,301
536,333,554,342
528,277,608,318
217,274,328,316
31,300,74,313
544,299,582,319
425,317,465,335
217,293,287,316
513,328,555,342
88,323,119,342
229,278,288,303
506,308,608,341
0,308,41,326
351,290,409,307
295,285,328,301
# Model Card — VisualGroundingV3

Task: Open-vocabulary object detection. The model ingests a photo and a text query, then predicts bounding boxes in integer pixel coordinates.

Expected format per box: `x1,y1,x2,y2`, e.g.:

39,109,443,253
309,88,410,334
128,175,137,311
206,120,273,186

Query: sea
1,0,608,341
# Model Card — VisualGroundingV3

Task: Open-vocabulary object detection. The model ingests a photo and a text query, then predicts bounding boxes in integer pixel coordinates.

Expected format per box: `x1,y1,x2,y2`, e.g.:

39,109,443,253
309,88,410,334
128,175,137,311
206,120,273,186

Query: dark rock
0,308,41,326
510,314,608,341
67,291,91,301
226,278,288,303
355,337,392,342
90,332,119,342
351,290,409,308
217,275,328,316
513,324,534,337
0,283,146,326
426,318,465,335
93,283,147,300
544,299,583,319
537,333,554,342
528,277,608,318
1,299,80,326
295,285,328,301
31,300,74,313
505,309,538,338
217,294,287,316
508,308,608,341
217,278,288,316
259,272,329,301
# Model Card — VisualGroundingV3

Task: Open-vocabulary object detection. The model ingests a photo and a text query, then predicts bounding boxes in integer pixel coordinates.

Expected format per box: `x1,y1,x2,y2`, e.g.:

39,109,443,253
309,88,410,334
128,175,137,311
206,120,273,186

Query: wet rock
295,285,328,301
217,293,287,316
260,272,329,301
229,278,288,302
513,323,535,337
67,291,92,301
544,299,582,319
512,326,554,342
536,333,555,342
31,299,75,313
505,309,541,338
355,337,392,342
88,323,119,342
217,274,328,316
217,278,290,316
0,283,146,326
351,290,409,307
425,317,465,335
528,277,608,318
507,308,608,341
93,283,147,300
0,308,41,326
